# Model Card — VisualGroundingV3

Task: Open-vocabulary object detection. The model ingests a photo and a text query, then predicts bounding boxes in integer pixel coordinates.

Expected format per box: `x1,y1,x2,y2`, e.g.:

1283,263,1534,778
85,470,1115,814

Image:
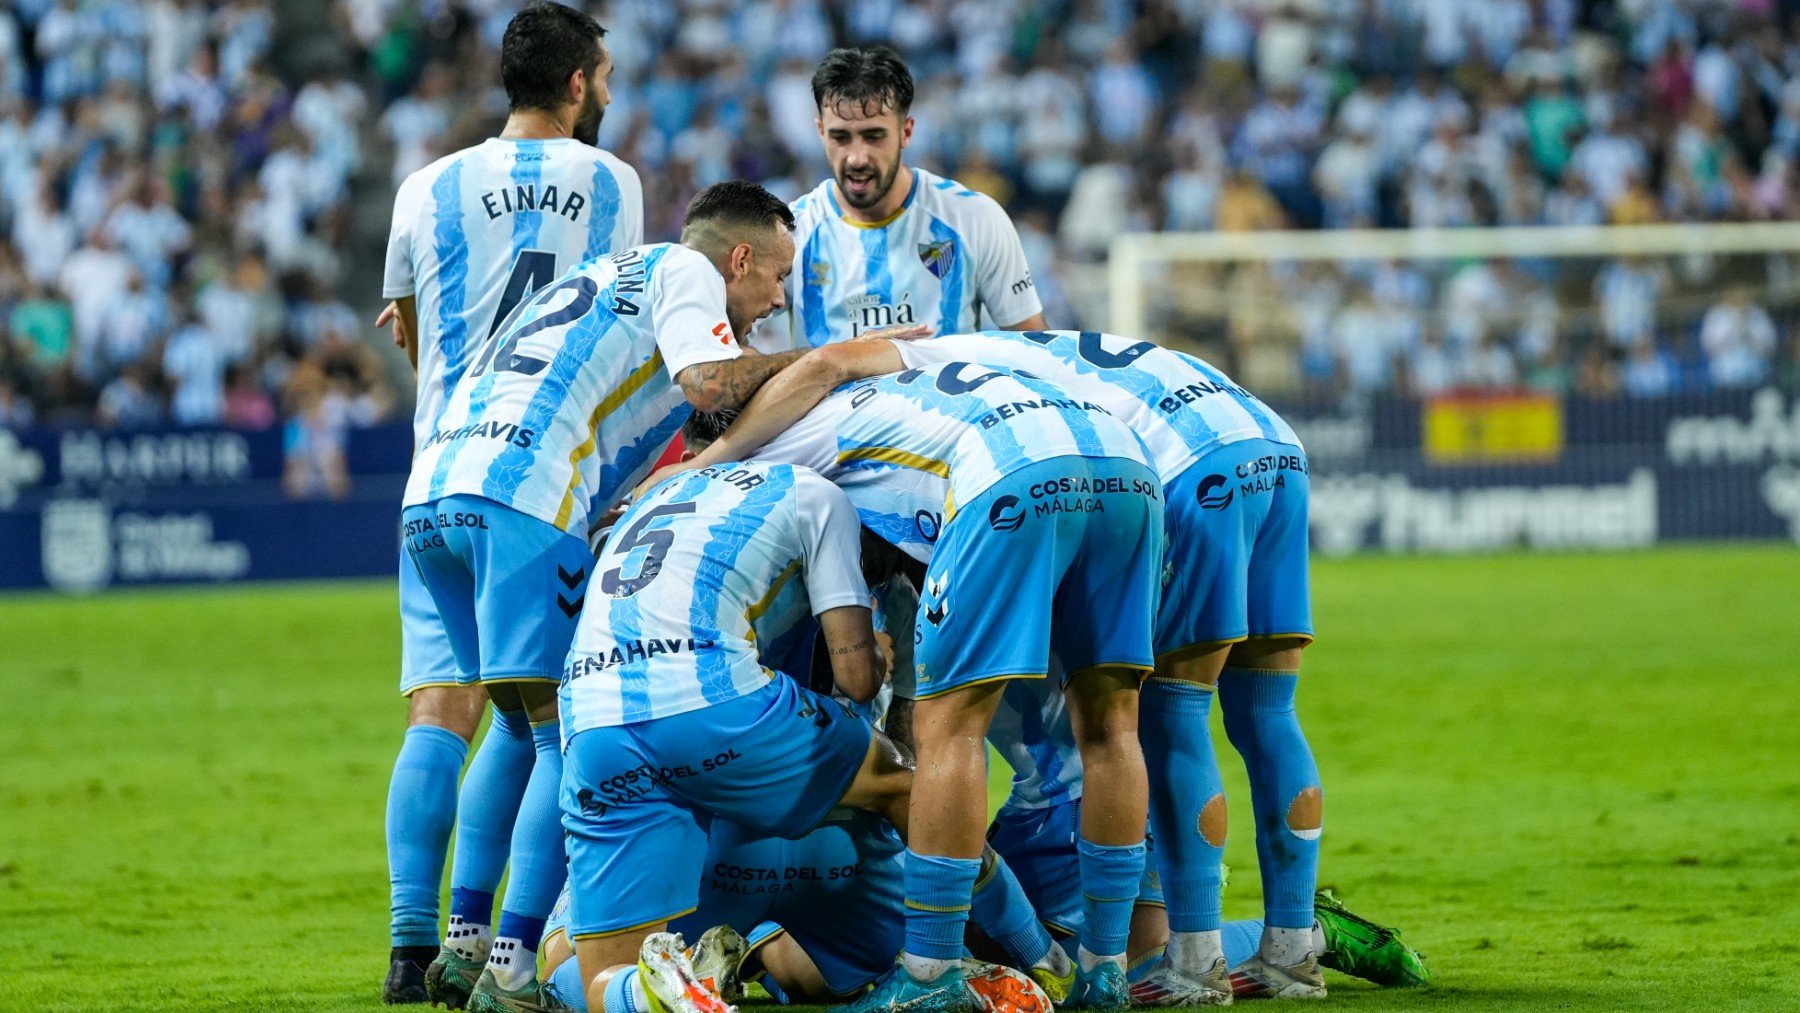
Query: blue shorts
1156,440,1313,660
398,550,467,694
545,810,904,998
688,812,904,997
560,676,874,937
401,495,592,683
987,798,1164,940
914,456,1163,698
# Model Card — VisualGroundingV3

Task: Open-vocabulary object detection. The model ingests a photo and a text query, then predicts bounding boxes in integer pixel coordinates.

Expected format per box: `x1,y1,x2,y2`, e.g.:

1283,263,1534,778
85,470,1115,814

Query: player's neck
838,165,915,226
499,108,573,141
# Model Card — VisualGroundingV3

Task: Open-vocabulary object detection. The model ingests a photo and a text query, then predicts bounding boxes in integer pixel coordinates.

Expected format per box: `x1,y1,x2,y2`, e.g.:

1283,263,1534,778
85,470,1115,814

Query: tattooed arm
684,339,906,471
674,350,806,413
819,604,884,703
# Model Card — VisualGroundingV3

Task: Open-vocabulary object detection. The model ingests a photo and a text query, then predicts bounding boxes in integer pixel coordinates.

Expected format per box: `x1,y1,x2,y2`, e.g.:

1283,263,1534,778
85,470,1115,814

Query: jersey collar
828,168,918,230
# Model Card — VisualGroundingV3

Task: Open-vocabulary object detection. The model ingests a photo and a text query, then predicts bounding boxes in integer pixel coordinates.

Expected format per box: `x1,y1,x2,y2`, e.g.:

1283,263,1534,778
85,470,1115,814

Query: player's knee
1154,645,1230,688
541,929,573,975
1225,638,1307,672
407,685,485,742
1199,793,1227,848
1285,786,1322,838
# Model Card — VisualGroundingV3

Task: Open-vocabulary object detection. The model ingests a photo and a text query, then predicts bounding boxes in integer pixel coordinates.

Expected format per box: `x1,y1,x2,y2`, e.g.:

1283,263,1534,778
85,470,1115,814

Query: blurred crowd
3,1,1800,464
0,0,391,500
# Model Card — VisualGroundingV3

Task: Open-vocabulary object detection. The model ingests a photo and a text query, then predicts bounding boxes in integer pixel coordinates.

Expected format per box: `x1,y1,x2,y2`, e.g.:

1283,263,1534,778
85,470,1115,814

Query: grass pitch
3,545,1797,1011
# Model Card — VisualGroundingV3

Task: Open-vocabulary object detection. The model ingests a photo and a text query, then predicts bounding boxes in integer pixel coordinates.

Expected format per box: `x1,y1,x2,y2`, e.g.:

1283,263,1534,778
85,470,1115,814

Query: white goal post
1108,221,1800,341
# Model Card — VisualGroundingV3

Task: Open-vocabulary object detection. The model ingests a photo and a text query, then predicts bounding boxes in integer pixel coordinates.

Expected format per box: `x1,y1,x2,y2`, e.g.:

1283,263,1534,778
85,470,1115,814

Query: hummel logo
558,565,585,588
557,594,584,618
924,601,948,627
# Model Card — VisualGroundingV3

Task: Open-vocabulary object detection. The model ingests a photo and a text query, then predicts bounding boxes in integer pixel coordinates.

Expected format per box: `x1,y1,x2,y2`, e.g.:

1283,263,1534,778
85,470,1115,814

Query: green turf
3,545,1798,1011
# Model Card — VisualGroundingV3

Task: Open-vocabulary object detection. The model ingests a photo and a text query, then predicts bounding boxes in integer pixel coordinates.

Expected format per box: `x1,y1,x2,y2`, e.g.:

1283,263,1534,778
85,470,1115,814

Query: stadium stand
2,0,1798,454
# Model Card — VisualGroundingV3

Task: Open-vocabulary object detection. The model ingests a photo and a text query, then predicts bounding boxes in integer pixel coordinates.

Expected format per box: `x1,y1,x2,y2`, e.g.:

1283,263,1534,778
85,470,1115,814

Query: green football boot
1314,889,1430,988
467,968,573,1013
425,945,486,1009
841,958,982,1013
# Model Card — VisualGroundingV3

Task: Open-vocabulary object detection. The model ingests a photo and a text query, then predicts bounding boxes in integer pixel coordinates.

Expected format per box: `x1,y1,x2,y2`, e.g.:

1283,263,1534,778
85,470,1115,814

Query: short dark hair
682,408,737,447
682,181,796,237
501,2,607,112
811,45,914,117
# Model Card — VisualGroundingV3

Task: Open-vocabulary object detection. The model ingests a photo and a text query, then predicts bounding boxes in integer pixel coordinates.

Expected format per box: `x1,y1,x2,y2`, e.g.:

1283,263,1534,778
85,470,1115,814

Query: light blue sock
760,972,792,1005
547,957,589,1012
1222,919,1264,969
387,724,468,947
903,849,981,960
497,720,569,925
1076,838,1144,958
605,965,648,1013
1220,669,1320,928
1139,678,1225,932
449,707,535,925
970,847,1053,967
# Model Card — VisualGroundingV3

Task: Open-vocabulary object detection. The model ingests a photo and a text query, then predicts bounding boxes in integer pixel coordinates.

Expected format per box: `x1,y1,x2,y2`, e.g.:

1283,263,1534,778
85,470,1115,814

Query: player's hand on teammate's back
850,323,934,343
634,460,698,499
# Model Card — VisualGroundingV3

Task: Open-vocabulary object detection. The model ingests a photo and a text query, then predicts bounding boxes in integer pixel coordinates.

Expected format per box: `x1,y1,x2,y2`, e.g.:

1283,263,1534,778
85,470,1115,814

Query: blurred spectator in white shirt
1596,258,1667,348
95,271,171,379
97,361,164,429
1620,338,1680,397
59,228,135,361
1089,42,1158,145
381,63,453,186
163,317,226,426
1699,286,1778,388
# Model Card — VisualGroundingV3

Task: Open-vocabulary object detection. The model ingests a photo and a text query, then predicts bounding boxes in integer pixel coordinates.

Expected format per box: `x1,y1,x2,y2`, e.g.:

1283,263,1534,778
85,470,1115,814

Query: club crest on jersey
918,239,956,280
809,260,831,288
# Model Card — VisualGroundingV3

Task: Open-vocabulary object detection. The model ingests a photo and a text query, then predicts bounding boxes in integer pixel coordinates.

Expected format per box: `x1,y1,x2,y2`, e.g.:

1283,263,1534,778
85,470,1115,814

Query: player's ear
567,66,585,107
900,115,914,149
730,241,754,280
814,116,824,139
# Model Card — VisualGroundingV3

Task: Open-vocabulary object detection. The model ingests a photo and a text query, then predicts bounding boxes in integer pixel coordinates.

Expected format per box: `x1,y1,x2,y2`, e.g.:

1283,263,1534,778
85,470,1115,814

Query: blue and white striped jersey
403,243,740,537
751,361,1152,562
383,137,644,447
987,673,1083,811
748,169,1042,352
560,462,869,733
896,330,1302,484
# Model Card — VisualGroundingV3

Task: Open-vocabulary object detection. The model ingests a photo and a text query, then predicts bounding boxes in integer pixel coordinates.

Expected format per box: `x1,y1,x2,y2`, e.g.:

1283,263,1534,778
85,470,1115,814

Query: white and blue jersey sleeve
750,361,1150,562
749,169,1042,353
403,243,739,536
383,137,644,448
560,462,870,734
896,330,1301,484
987,674,1083,810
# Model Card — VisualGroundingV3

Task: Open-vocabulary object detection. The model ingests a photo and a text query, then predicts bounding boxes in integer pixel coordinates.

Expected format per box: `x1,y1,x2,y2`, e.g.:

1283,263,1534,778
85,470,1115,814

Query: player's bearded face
822,101,907,210
574,86,603,145
574,47,611,146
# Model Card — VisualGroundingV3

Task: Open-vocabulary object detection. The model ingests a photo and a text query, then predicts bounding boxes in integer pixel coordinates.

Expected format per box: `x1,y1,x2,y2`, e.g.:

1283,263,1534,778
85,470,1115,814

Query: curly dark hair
811,45,915,117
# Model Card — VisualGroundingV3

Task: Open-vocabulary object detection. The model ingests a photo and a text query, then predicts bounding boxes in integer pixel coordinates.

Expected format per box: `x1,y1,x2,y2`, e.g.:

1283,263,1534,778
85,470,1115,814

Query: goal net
1106,224,1800,553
